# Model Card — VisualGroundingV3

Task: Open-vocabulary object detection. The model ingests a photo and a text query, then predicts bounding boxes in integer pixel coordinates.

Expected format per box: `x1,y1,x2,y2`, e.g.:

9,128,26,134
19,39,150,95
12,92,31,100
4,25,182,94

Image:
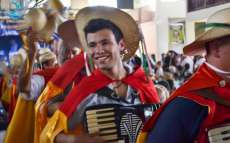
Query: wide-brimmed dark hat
58,20,82,49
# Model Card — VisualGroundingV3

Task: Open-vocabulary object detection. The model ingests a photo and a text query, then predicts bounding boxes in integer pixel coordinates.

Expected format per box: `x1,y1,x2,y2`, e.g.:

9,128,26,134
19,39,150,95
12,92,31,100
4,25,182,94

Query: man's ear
215,47,221,58
119,39,125,52
209,41,221,58
212,44,221,58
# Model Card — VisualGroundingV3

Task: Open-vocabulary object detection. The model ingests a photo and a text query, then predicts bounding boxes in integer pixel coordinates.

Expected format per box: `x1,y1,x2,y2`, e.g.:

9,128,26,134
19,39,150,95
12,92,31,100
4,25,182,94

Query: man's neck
205,62,230,83
100,63,127,80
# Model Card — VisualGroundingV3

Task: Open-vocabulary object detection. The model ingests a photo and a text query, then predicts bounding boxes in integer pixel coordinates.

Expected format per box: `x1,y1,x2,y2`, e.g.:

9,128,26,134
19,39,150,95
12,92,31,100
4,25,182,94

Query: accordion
208,124,230,143
83,104,160,143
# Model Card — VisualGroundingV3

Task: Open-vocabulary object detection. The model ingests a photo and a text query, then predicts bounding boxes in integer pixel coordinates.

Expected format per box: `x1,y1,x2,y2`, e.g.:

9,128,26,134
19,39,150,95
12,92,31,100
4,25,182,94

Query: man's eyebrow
88,41,96,45
87,38,110,45
99,39,109,43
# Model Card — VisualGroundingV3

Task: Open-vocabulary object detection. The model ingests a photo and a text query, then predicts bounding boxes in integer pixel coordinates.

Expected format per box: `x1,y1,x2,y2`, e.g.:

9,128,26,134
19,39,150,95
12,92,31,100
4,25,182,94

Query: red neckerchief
33,67,59,84
59,67,159,118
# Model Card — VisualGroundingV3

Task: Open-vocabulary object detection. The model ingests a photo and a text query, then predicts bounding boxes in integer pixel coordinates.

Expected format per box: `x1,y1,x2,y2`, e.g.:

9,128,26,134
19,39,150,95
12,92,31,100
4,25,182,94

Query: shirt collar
205,62,230,79
205,62,230,74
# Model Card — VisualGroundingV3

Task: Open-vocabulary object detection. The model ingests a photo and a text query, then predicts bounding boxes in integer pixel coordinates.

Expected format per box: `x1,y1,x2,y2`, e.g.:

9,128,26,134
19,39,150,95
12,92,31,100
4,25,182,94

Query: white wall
185,20,196,45
141,21,157,54
155,0,186,59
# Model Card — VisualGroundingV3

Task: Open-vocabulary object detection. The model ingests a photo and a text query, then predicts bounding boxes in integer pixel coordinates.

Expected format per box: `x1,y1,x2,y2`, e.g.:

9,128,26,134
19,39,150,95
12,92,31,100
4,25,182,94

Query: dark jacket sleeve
146,97,208,143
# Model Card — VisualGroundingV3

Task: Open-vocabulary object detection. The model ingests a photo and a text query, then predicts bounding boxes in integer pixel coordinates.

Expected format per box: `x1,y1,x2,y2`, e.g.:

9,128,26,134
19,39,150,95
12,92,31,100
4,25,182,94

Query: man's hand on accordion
55,133,107,143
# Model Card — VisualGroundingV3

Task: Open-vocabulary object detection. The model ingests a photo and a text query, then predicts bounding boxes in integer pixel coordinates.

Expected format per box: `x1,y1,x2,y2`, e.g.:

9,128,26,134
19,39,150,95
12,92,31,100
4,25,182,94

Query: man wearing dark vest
138,8,230,143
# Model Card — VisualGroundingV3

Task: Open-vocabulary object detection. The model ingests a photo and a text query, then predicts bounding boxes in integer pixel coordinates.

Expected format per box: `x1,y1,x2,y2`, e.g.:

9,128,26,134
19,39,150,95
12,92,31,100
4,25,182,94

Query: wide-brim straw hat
17,8,47,32
75,6,140,61
47,0,64,12
17,8,57,42
58,20,82,49
38,10,57,42
184,8,230,56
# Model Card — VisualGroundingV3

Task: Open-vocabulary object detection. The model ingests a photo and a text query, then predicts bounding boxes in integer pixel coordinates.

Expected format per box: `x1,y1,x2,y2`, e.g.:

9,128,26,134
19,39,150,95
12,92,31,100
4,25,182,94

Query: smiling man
85,19,127,82
40,6,159,143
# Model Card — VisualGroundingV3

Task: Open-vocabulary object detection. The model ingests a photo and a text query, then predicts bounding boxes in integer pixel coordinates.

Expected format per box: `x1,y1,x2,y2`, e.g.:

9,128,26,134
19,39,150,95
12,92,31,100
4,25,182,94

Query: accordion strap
96,87,132,104
196,88,230,108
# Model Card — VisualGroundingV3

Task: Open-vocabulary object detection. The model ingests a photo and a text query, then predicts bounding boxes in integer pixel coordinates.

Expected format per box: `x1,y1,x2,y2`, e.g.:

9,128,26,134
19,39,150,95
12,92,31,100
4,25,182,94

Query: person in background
181,55,194,74
34,19,86,143
4,6,59,142
38,48,58,70
155,61,164,79
194,55,206,71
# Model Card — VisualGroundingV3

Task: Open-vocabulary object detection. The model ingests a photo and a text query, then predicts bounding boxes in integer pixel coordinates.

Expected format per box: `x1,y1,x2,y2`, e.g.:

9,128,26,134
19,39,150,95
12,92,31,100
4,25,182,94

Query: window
188,0,230,12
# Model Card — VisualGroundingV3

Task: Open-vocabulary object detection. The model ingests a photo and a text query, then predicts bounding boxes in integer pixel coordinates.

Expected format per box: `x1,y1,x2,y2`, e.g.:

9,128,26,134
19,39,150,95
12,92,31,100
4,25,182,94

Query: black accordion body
83,104,160,143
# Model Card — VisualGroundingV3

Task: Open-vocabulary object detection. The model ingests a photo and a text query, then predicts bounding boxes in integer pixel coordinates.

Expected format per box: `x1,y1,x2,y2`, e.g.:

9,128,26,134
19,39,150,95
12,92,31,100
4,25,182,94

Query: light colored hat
38,48,57,63
46,0,68,26
10,54,23,67
75,6,140,60
18,8,47,32
184,8,230,55
38,11,57,42
47,0,64,12
17,8,57,42
58,20,82,49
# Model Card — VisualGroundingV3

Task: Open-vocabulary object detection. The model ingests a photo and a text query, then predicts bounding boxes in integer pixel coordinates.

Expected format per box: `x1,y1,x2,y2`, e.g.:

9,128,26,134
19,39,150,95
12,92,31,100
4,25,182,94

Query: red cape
34,52,85,143
49,52,85,89
59,67,160,118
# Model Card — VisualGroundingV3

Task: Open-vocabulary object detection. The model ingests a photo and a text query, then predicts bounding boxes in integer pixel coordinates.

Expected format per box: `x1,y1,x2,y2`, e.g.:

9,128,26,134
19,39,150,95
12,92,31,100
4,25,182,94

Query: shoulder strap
196,88,230,108
96,87,131,104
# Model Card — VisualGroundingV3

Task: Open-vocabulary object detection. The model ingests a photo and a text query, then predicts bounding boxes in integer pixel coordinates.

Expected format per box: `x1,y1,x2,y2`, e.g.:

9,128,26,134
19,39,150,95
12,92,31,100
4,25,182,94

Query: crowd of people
0,1,229,143
151,50,205,92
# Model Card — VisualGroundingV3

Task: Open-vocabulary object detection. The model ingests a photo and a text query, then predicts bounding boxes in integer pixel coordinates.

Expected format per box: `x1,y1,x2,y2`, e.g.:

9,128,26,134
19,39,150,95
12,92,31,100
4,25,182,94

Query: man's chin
97,64,112,71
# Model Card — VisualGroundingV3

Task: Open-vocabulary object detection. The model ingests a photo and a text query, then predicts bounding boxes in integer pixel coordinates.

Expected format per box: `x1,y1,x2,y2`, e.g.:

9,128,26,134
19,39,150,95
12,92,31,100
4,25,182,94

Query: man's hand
26,29,39,58
18,29,39,94
55,133,106,143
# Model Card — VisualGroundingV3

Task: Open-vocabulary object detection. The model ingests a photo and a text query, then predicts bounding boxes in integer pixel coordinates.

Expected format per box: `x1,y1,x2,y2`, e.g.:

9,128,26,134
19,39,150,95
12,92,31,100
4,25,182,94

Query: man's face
42,59,56,69
86,29,124,70
218,40,230,72
66,46,81,59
